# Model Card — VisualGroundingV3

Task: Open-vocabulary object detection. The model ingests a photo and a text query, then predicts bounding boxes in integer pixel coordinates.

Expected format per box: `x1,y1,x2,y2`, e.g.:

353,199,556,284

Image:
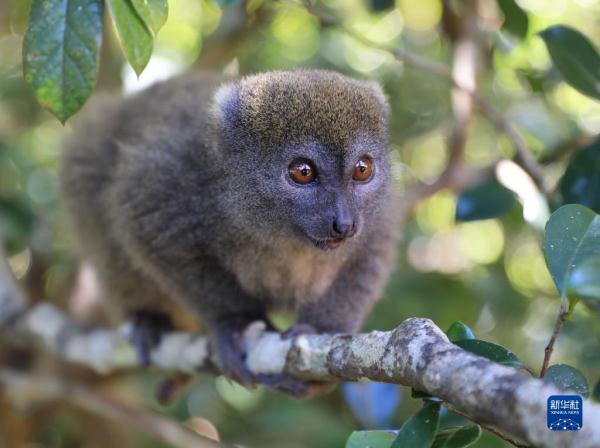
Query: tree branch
2,257,600,447
539,295,571,378
4,310,600,447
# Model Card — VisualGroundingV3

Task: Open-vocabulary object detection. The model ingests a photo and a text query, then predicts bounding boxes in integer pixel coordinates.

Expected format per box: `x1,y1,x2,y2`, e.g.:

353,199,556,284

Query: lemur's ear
212,81,241,128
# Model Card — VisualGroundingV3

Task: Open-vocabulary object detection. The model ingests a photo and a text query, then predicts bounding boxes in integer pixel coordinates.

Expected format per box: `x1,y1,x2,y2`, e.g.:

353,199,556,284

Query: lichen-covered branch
3,294,600,447
2,247,600,447
277,320,600,448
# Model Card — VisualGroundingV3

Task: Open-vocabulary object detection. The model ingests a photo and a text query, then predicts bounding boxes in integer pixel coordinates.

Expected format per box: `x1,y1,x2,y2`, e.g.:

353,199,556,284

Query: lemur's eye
353,156,373,182
289,158,317,184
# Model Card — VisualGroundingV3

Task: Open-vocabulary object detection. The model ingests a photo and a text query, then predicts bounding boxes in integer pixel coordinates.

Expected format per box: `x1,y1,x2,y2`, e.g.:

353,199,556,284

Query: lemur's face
260,136,390,250
214,70,390,248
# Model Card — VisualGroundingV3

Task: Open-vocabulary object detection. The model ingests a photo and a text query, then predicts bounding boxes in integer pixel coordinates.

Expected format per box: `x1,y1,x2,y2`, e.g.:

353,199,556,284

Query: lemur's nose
331,217,355,238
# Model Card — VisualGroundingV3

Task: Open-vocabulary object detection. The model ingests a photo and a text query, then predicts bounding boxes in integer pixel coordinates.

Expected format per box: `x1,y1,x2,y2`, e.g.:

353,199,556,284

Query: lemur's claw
211,316,262,388
129,310,172,366
281,323,318,340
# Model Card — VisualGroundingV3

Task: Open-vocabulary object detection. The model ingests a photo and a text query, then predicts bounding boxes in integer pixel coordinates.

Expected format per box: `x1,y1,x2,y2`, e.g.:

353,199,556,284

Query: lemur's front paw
210,316,261,388
127,310,172,366
211,317,337,397
279,323,338,398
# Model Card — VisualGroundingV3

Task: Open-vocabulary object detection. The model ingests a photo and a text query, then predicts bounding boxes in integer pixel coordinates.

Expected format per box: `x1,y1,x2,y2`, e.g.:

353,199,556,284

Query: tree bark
2,251,599,448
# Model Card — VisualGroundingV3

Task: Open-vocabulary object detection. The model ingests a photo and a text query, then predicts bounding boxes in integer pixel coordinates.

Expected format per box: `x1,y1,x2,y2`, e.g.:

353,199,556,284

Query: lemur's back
61,72,225,320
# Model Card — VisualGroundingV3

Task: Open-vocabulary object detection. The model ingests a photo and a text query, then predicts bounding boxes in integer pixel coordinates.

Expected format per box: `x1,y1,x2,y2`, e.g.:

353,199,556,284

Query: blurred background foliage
1,0,600,447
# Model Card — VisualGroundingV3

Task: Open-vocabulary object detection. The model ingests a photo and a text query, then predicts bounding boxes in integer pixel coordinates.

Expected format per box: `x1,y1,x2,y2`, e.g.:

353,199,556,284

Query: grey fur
61,70,398,387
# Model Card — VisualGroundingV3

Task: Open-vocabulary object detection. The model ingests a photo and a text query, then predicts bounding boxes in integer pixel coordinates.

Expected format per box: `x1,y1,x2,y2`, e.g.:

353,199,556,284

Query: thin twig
444,404,531,448
390,0,482,213
540,295,571,378
538,134,594,165
400,165,492,212
443,0,478,187
0,368,227,448
473,97,546,192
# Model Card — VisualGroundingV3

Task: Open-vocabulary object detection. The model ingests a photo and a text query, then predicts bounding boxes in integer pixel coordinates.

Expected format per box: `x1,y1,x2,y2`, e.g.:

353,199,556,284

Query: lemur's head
213,70,390,250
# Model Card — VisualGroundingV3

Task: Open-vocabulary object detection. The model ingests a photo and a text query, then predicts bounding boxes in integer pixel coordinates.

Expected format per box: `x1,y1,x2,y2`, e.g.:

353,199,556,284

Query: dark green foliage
455,180,516,222
431,425,482,448
515,67,555,94
496,0,529,39
344,424,482,448
560,139,600,213
593,379,600,402
130,0,168,34
543,204,600,296
345,430,397,448
22,0,169,120
370,0,395,12
568,257,600,301
107,0,154,75
545,364,590,397
453,340,522,368
23,0,104,122
446,321,475,342
0,195,35,253
391,403,441,448
411,389,437,400
539,25,600,100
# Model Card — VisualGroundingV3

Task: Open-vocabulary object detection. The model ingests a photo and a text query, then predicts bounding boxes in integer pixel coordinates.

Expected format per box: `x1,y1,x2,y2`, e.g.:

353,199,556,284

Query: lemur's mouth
312,237,347,250
324,237,346,249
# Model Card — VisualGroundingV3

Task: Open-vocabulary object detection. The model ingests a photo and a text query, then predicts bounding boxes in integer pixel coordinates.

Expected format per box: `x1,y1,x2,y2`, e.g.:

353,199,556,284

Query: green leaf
346,431,397,448
130,0,168,34
431,425,482,448
497,0,528,39
391,403,441,448
411,389,434,400
370,0,395,12
516,67,553,94
543,204,600,296
23,0,104,122
559,138,600,213
454,339,522,368
567,256,600,301
455,179,516,222
0,195,36,253
446,322,475,343
539,25,600,100
593,379,600,402
107,0,153,75
546,364,590,398
410,388,442,404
